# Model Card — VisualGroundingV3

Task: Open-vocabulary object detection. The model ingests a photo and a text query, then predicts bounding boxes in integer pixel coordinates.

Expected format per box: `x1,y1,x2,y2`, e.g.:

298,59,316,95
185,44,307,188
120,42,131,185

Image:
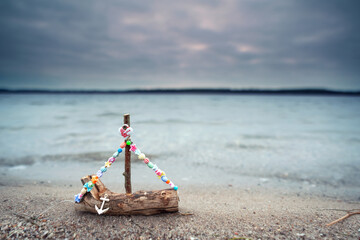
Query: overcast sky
0,0,359,90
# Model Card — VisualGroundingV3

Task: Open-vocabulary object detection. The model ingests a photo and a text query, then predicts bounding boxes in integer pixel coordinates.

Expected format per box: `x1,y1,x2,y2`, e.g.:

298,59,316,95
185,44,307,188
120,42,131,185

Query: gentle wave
97,112,119,117
135,119,223,125
0,152,160,166
0,124,63,131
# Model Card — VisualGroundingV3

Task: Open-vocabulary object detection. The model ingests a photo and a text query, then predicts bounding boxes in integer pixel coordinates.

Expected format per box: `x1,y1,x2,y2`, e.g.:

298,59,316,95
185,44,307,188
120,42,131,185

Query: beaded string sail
74,124,178,203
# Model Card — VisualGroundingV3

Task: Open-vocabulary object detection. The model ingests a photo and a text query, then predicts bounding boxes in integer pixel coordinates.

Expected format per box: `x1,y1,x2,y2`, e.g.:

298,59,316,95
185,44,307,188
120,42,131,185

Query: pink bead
144,158,149,164
130,144,137,152
108,157,116,163
79,194,83,198
169,182,175,188
156,170,162,176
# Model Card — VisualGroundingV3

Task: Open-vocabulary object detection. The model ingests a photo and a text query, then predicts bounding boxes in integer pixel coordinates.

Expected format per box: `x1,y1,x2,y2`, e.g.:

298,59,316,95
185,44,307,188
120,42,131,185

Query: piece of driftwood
75,175,179,215
326,209,360,227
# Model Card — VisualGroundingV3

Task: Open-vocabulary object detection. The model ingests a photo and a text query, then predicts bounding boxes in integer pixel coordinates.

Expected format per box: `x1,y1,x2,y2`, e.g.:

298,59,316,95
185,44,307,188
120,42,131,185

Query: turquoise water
0,94,359,199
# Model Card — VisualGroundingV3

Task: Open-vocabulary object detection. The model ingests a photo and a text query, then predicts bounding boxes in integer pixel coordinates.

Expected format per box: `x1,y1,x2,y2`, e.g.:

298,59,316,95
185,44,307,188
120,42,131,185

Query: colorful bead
169,182,175,188
161,176,168,182
126,140,132,145
174,186,178,191
83,182,93,192
105,162,111,168
113,151,119,158
80,188,87,195
147,162,154,168
155,169,161,176
97,170,103,177
91,176,99,184
152,165,158,171
120,142,126,148
101,166,107,172
117,148,123,153
108,157,116,163
144,158,150,164
74,194,82,203
134,149,141,155
130,144,137,152
166,179,170,184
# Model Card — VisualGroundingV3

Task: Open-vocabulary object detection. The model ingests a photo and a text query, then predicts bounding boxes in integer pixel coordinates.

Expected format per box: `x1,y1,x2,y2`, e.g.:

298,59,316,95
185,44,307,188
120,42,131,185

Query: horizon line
0,87,360,96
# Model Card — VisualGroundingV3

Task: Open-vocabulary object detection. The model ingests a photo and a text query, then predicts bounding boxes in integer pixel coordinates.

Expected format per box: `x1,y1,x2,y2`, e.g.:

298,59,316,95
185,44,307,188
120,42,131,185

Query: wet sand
0,181,359,239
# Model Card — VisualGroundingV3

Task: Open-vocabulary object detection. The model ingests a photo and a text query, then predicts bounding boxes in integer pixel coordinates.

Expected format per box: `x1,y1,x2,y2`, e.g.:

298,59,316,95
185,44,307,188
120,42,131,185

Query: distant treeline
0,88,359,96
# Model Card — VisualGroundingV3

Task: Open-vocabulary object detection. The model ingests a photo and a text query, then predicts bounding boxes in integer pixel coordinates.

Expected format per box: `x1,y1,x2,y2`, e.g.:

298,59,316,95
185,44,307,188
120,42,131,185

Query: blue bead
118,148,123,153
161,176,168,182
74,194,81,203
174,186,178,191
101,166,107,172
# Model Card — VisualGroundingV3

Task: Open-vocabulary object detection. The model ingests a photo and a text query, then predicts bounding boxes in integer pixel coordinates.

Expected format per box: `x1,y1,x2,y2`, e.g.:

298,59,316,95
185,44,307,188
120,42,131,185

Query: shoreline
1,160,359,202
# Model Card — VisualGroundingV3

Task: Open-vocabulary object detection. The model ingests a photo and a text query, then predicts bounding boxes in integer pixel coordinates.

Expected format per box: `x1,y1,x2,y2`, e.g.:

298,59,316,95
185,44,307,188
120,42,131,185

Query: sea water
0,93,359,199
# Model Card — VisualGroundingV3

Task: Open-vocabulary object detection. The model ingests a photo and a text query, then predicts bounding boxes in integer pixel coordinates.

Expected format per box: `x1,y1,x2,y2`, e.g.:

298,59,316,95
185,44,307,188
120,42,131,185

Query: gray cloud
0,0,359,90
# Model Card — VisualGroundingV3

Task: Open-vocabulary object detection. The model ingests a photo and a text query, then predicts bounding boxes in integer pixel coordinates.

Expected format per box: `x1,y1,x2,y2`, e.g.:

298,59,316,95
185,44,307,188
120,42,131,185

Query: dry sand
0,182,359,239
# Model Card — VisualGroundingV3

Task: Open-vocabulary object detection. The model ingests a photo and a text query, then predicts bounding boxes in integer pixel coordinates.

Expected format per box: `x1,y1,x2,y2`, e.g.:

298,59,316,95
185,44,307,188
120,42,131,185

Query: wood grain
123,113,131,194
75,175,179,215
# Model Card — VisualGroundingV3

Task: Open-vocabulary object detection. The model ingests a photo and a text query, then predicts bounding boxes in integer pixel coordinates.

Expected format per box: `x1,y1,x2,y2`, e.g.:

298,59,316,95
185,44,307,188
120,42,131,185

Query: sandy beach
1,179,359,239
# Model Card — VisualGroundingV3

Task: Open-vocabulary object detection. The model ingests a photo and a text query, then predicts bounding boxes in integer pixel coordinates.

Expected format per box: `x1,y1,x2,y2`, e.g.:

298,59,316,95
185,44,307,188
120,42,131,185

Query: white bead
80,188,87,195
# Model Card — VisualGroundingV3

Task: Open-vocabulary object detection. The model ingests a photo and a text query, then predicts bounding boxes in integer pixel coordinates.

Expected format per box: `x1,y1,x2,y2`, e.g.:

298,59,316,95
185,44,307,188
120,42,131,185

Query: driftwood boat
74,114,179,215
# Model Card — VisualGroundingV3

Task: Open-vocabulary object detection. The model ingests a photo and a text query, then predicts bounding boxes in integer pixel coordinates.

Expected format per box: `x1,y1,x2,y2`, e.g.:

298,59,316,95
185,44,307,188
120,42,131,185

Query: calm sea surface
0,94,359,199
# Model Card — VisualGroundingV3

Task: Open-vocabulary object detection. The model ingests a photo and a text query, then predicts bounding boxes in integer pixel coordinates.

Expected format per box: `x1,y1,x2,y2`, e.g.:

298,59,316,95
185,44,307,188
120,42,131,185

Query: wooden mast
123,113,132,194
